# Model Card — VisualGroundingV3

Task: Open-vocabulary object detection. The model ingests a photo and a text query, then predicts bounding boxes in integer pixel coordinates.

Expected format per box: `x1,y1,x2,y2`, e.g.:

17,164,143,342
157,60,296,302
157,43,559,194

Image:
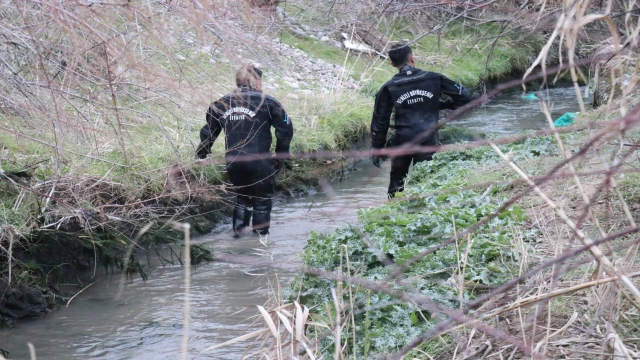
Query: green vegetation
286,135,562,358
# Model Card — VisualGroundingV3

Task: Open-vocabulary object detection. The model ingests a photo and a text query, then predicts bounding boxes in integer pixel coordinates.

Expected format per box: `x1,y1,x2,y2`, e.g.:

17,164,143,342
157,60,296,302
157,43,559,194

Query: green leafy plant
286,135,559,358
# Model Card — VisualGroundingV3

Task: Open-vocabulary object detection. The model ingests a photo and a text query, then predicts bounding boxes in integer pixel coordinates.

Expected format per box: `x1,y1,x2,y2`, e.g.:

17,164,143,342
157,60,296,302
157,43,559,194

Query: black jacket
370,65,473,149
196,88,294,161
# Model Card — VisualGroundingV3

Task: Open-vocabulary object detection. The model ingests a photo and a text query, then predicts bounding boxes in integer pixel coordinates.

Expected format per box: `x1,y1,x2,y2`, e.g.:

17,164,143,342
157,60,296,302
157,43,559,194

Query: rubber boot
388,155,411,198
387,177,405,199
252,198,272,236
232,200,252,238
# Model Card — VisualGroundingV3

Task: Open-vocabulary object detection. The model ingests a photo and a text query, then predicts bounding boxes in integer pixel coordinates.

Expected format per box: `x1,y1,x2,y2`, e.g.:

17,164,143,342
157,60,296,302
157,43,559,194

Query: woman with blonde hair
197,65,294,237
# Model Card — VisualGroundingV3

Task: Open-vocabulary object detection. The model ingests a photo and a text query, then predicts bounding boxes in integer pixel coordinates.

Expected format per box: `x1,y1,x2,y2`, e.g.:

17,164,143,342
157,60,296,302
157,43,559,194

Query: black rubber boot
388,155,412,198
252,198,272,236
232,199,252,238
388,175,406,199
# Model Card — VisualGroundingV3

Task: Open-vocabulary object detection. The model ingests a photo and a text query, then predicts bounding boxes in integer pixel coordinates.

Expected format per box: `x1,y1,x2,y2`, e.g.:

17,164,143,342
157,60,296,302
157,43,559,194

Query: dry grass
199,299,318,359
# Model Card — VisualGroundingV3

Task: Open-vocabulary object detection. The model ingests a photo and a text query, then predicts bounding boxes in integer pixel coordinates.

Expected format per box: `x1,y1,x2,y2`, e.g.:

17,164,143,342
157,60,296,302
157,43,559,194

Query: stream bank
0,146,367,327
0,159,390,359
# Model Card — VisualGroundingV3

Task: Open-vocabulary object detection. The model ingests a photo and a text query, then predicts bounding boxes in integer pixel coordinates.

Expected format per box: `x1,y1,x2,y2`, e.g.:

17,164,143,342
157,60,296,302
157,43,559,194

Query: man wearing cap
196,64,294,237
370,43,473,198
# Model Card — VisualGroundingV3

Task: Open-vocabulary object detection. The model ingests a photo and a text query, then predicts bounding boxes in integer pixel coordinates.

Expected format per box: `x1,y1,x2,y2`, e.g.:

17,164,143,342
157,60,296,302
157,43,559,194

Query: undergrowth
286,135,564,358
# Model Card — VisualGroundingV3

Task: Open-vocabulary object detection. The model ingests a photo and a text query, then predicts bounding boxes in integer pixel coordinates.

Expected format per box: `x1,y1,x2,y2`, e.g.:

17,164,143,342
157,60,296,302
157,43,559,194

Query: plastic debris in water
553,112,579,127
522,93,539,100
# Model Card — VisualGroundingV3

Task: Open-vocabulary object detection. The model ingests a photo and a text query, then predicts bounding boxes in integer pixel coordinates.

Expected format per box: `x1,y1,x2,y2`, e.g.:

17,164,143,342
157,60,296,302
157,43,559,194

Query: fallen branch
66,280,99,308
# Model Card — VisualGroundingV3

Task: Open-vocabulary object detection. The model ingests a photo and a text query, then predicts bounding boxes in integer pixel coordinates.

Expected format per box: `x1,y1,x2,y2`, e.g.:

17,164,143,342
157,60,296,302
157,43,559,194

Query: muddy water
1,87,583,360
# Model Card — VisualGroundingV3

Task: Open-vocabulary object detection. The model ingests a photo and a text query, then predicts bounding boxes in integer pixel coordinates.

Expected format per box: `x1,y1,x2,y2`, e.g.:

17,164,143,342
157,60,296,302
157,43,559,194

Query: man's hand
439,98,455,110
372,155,383,168
273,159,283,173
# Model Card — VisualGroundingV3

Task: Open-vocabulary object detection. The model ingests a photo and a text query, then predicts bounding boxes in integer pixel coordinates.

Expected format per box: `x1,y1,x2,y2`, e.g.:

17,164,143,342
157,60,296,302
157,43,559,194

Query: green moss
190,244,214,265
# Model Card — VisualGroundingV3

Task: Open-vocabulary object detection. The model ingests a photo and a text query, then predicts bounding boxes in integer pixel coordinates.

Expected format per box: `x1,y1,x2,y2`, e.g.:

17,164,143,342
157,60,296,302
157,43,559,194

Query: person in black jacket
197,65,294,237
370,43,473,198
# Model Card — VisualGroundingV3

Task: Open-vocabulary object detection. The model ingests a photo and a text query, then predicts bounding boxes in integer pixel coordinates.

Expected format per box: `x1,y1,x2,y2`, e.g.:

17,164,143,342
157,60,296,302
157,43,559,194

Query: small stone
286,94,300,100
320,36,330,42
176,54,186,61
301,24,310,31
291,28,307,38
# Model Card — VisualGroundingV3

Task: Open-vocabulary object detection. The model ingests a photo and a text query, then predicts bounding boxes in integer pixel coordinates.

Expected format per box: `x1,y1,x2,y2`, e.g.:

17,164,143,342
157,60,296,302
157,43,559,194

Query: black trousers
388,151,434,198
226,159,276,235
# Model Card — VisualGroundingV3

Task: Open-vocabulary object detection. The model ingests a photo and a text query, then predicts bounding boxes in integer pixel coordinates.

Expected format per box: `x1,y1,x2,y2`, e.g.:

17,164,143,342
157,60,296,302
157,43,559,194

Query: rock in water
0,281,48,326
